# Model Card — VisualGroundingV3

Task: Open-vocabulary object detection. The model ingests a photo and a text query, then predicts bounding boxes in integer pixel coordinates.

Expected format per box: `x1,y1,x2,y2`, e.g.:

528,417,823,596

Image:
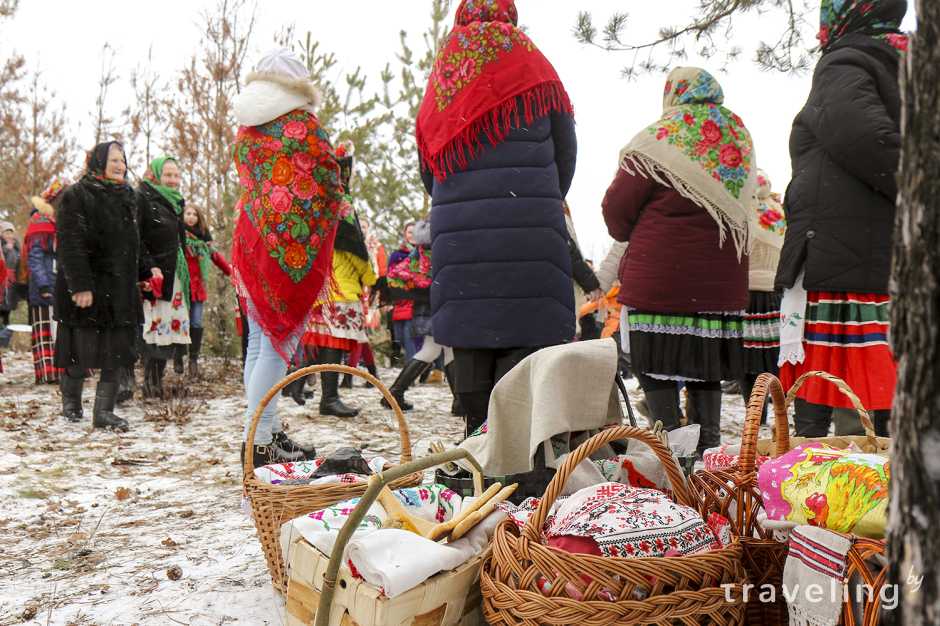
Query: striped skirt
627,309,745,382
30,305,60,384
779,291,896,410
742,291,781,375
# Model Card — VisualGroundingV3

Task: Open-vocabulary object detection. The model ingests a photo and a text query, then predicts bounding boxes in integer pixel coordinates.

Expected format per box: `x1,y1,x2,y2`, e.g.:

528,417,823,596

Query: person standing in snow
775,0,906,437
418,0,578,437
180,204,231,378
603,67,756,457
23,181,67,385
738,170,785,422
138,156,191,398
55,141,149,431
232,49,348,467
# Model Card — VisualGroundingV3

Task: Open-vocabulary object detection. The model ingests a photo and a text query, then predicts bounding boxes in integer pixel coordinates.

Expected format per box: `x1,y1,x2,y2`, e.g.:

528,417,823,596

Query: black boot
60,371,85,422
688,384,722,457
154,359,167,398
142,359,164,399
273,430,317,460
380,360,428,412
319,348,359,418
92,381,129,432
363,362,379,388
188,327,204,379
444,362,464,417
240,439,307,470
641,387,682,430
116,367,134,406
340,373,354,389
173,345,185,375
283,373,308,406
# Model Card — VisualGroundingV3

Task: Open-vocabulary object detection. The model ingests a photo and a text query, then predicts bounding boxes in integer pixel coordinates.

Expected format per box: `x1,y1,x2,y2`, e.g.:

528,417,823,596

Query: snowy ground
0,348,758,626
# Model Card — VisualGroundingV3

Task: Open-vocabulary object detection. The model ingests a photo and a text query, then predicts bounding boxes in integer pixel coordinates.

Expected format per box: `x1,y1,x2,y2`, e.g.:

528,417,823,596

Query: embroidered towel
784,525,852,626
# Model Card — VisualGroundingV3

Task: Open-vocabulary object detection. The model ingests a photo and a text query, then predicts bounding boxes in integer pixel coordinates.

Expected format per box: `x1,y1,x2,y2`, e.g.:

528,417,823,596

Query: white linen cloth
779,270,808,366
783,525,852,626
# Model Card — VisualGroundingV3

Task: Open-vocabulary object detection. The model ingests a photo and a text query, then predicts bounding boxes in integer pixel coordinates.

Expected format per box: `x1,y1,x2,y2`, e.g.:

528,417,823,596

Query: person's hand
150,267,163,280
72,291,93,308
589,289,604,302
139,281,153,292
40,289,54,301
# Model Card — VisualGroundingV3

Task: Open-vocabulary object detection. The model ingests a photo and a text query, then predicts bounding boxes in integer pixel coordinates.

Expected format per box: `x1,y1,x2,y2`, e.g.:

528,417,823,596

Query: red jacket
186,250,232,303
602,168,748,314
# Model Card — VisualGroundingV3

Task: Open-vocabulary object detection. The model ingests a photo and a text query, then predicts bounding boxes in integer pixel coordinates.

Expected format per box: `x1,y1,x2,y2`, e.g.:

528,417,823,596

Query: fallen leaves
166,565,183,581
114,487,132,501
161,537,178,547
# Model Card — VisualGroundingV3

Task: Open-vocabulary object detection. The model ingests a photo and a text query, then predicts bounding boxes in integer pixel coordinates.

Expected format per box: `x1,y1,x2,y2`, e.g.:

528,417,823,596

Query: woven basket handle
739,373,789,474
785,370,877,448
315,449,484,626
522,426,693,542
242,364,413,478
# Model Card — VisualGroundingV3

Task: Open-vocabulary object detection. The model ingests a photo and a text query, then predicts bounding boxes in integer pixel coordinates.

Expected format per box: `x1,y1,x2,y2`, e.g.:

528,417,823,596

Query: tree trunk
887,1,940,624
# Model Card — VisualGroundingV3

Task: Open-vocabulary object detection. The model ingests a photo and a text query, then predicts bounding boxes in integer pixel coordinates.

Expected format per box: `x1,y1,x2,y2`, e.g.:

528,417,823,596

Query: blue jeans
242,315,294,445
190,301,205,329
394,319,418,361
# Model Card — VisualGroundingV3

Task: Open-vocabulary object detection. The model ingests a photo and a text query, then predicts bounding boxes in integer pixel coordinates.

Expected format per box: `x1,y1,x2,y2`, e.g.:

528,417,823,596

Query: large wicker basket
243,364,423,594
481,426,747,626
688,371,890,626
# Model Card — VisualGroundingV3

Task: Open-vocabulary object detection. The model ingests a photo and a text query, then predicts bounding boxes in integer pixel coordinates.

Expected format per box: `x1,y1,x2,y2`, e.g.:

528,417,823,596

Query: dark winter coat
775,34,901,294
425,110,578,349
55,177,146,328
0,239,19,312
137,183,184,302
27,227,56,307
603,168,748,313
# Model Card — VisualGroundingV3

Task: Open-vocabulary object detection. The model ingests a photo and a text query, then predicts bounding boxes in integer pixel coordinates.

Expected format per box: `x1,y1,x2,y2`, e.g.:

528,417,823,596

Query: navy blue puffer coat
424,110,577,349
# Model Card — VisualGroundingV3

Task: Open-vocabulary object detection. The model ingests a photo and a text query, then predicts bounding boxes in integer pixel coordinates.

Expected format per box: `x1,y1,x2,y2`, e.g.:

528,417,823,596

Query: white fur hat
234,49,322,127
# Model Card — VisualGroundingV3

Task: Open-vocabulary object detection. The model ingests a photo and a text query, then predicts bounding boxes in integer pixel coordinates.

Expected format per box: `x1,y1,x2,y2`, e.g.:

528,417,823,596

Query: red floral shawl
416,0,573,181
231,109,349,360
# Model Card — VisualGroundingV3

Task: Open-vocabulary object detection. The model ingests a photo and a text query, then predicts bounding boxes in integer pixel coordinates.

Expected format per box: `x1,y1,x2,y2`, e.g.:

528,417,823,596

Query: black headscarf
85,141,128,185
334,209,369,262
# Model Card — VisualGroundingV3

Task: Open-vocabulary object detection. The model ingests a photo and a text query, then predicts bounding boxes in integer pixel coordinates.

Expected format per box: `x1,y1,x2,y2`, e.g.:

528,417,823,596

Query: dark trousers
453,346,540,435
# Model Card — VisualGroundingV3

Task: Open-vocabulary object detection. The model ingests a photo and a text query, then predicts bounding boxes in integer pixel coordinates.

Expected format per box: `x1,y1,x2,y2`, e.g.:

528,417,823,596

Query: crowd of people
0,0,905,470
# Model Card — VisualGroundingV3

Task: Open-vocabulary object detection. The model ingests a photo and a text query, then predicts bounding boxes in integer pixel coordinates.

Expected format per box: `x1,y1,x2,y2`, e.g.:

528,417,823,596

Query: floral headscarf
819,0,908,53
416,0,573,181
753,170,786,246
619,67,757,257
231,108,349,360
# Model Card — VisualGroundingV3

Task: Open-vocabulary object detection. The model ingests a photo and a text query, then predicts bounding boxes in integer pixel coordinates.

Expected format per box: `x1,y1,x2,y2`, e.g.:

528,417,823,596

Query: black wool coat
55,177,147,328
425,110,578,349
137,183,185,302
775,34,901,294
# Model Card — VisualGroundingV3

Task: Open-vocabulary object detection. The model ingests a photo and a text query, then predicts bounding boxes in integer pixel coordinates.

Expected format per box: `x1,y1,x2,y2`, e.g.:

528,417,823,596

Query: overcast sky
3,1,916,260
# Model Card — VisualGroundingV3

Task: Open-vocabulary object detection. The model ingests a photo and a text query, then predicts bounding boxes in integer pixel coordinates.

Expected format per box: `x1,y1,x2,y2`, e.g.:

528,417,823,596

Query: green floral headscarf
818,0,908,53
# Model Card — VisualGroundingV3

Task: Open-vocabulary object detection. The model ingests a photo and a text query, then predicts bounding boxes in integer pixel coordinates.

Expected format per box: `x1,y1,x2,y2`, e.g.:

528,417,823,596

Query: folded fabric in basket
280,485,463,563
783,525,852,626
758,443,889,538
702,443,770,472
254,455,389,486
347,510,505,598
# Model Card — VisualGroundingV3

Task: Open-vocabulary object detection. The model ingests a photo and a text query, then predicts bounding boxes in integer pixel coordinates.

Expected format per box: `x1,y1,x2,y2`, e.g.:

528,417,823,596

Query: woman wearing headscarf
232,49,349,467
137,155,191,398
296,141,376,418
418,0,578,437
0,221,20,343
738,170,785,422
603,67,756,457
776,0,906,438
23,180,68,384
55,141,149,431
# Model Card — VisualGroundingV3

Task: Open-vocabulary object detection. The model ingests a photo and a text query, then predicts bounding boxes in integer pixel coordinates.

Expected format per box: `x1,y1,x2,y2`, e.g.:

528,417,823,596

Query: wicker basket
687,371,890,626
243,364,423,594
481,426,747,626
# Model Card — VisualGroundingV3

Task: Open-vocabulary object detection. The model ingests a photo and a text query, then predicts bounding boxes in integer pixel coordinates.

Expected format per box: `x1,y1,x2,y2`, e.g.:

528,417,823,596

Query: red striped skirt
779,291,896,410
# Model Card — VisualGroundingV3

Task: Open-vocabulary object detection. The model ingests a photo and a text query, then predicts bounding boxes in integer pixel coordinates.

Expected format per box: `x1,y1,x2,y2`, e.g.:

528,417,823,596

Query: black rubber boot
688,385,722,456
340,373,354,389
92,381,129,432
116,367,134,406
60,371,85,422
444,362,464,417
363,362,379,388
153,359,167,399
319,348,359,418
188,327,204,379
281,360,309,407
793,399,833,437
142,359,158,399
173,345,185,375
381,360,428,412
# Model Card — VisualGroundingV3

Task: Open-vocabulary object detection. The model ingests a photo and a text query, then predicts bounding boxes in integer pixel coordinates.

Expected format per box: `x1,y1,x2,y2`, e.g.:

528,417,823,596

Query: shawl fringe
245,71,322,108
417,81,572,181
620,152,753,259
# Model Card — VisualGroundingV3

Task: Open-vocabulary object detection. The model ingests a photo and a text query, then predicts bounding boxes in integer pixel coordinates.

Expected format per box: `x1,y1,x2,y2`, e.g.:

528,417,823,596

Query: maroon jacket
602,168,748,314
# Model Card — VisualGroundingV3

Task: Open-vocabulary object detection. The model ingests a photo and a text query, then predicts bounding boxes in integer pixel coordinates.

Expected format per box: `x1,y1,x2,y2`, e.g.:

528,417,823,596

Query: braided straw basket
243,364,422,594
688,371,890,626
481,426,747,626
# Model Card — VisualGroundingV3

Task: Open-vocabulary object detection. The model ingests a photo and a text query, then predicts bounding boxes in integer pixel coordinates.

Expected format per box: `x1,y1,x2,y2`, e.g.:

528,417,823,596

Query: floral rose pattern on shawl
416,0,573,180
387,246,432,291
756,171,787,236
232,109,349,359
819,0,909,52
